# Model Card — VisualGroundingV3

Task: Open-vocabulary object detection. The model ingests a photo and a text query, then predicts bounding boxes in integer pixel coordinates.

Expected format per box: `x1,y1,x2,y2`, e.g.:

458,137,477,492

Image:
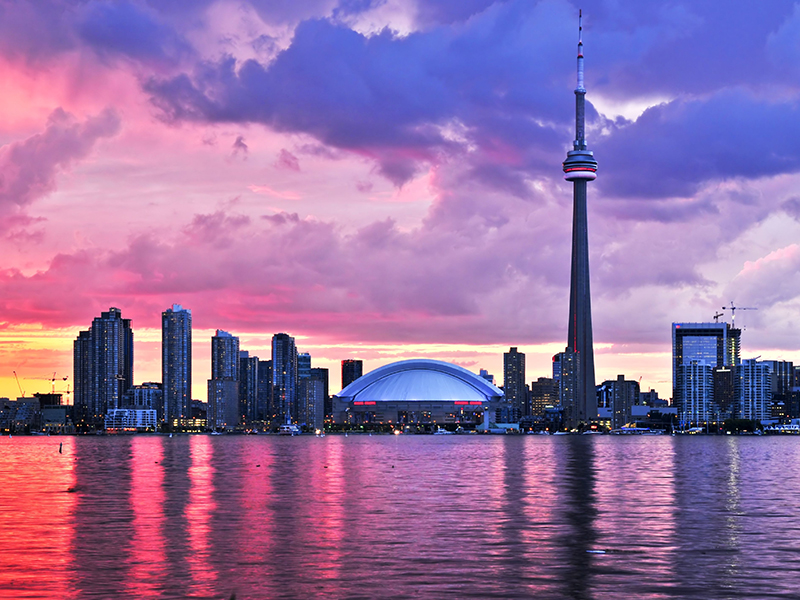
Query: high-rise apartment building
762,360,795,417
257,360,272,421
272,333,297,424
73,307,133,428
672,322,741,424
211,330,239,379
297,352,312,425
310,367,329,429
162,304,192,423
239,350,259,424
740,359,771,421
341,359,363,390
598,375,640,429
553,350,579,424
208,330,240,429
503,347,527,419
529,377,557,417
562,13,598,428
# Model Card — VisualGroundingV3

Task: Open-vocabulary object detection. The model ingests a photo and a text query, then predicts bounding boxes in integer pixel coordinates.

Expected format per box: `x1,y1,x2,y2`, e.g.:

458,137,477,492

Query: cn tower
562,10,597,427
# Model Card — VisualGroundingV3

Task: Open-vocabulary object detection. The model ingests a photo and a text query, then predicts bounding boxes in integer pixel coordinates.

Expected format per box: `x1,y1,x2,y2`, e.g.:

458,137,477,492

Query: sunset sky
2,0,800,402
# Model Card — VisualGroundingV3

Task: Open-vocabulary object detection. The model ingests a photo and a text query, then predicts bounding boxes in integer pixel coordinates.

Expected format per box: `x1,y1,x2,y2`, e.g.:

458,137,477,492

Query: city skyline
3,1,800,401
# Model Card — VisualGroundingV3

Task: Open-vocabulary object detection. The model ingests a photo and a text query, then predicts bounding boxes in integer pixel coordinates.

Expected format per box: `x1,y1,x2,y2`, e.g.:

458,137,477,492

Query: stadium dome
336,359,503,403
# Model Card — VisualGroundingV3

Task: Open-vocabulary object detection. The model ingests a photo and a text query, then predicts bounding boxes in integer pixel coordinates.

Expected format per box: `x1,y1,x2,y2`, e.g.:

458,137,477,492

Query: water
2,434,800,599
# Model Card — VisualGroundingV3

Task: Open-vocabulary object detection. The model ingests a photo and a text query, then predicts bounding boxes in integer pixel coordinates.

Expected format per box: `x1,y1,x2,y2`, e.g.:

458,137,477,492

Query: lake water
2,434,800,599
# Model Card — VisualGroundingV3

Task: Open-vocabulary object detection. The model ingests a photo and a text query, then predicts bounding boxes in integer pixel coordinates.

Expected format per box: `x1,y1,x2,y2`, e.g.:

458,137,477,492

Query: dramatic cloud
0,108,120,214
3,0,800,398
76,1,193,68
597,91,800,199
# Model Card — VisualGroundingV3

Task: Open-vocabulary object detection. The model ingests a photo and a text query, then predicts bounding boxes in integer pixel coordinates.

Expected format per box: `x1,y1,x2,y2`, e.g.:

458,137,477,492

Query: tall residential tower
162,304,192,423
562,11,598,428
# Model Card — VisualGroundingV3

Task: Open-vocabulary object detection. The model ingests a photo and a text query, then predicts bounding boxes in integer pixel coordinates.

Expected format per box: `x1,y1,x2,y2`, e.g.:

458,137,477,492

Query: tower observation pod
562,10,598,429
562,10,598,181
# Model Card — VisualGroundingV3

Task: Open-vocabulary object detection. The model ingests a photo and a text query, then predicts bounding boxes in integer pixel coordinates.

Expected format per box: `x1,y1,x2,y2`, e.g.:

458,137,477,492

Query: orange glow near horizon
0,324,676,402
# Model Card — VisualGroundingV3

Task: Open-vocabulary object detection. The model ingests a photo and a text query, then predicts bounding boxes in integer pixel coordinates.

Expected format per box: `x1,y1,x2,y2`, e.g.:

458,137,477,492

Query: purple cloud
0,108,121,214
275,148,300,171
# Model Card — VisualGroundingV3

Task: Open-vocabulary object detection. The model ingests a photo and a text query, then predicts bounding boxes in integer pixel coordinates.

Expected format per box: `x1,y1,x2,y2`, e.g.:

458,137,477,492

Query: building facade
598,375,641,429
310,367,329,430
740,359,771,421
342,359,363,390
673,322,741,425
272,333,297,424
208,330,240,429
239,350,259,425
257,360,272,422
162,304,192,423
503,347,527,419
73,307,133,428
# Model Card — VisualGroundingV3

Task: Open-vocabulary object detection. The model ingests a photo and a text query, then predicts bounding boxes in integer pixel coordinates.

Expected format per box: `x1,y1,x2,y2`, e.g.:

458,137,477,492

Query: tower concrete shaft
562,11,597,427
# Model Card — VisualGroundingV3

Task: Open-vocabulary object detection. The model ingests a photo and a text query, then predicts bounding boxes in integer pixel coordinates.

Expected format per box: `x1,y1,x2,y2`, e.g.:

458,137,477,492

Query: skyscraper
211,330,239,379
503,347,526,419
740,359,771,421
553,349,578,425
310,367,329,429
208,330,239,429
297,352,312,425
162,304,192,423
562,12,598,428
257,360,273,421
672,322,741,424
342,359,363,389
73,307,133,428
272,333,297,424
239,350,259,425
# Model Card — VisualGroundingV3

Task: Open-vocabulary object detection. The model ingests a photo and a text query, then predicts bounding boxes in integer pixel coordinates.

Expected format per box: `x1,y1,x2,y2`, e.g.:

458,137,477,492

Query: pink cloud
0,108,120,214
248,184,302,200
275,148,300,171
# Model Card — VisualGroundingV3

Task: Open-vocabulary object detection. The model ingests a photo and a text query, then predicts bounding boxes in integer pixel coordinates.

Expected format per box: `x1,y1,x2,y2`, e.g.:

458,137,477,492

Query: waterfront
2,435,800,599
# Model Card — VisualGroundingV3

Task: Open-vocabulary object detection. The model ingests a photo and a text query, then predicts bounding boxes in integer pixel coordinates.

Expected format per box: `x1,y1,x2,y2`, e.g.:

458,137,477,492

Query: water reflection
671,437,742,598
6,435,800,599
186,435,216,596
72,438,136,598
127,436,165,598
0,437,76,599
555,437,598,600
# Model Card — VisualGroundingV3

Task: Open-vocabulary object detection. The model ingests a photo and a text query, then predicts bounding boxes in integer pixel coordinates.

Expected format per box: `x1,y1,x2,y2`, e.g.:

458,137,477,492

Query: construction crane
50,373,68,394
721,301,757,328
713,311,725,323
54,383,72,405
29,372,69,393
12,371,24,397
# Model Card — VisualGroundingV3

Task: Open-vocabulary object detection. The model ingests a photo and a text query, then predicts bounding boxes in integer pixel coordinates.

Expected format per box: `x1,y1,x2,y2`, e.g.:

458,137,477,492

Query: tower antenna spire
562,9,598,429
577,9,584,92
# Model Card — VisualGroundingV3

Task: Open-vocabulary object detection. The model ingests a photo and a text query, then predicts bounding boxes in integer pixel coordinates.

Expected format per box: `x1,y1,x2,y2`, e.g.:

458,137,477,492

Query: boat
433,427,454,435
279,424,301,436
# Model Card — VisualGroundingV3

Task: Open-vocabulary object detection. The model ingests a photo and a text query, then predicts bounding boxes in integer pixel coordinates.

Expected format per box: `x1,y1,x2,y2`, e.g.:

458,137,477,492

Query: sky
2,0,800,402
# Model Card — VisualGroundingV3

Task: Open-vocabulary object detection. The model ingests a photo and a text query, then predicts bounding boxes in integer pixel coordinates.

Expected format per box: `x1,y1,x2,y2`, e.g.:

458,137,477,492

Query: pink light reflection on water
0,436,77,599
236,438,274,595
186,435,217,597
125,436,166,599
310,435,345,584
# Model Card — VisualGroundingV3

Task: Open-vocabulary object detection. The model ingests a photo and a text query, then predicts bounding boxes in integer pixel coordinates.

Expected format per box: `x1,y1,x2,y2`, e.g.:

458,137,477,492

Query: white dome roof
336,359,503,403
